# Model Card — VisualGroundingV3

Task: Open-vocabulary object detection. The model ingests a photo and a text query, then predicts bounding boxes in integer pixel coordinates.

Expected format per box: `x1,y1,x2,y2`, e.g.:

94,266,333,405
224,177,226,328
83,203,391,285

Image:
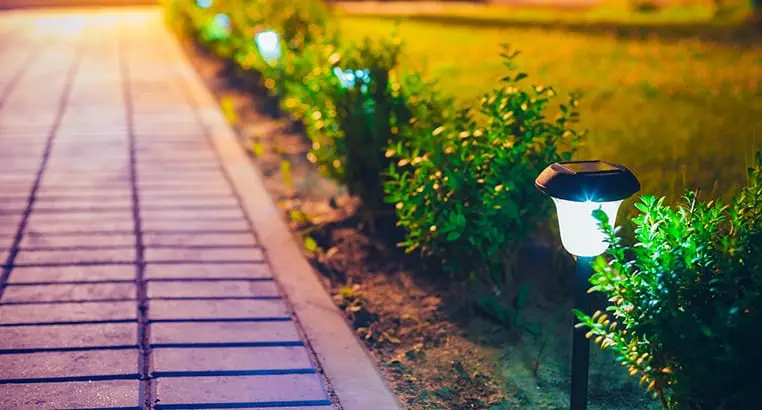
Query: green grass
335,2,762,211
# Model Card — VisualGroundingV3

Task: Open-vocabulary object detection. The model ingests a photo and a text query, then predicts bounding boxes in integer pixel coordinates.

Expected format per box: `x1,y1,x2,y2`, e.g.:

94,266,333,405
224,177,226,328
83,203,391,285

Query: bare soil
180,38,658,410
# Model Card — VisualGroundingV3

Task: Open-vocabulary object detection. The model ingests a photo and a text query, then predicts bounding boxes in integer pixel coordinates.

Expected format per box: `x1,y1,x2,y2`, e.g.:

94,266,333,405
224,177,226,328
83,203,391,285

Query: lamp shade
255,30,281,62
535,161,639,257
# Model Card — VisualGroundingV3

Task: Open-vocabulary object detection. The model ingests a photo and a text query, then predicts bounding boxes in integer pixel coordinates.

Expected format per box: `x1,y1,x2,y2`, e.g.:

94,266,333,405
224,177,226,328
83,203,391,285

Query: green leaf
523,322,542,338
516,283,530,310
446,230,462,241
281,160,293,191
289,209,306,223
571,309,588,323
456,214,467,228
303,236,318,253
592,208,608,223
475,296,506,325
250,142,265,157
502,200,519,219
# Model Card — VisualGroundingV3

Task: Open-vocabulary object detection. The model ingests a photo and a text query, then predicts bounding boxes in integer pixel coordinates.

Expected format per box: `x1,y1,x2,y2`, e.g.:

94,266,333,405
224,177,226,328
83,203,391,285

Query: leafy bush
169,3,582,287
291,35,409,218
232,0,332,70
167,0,242,62
576,153,762,409
385,47,582,282
172,0,333,98
261,28,342,100
259,0,330,53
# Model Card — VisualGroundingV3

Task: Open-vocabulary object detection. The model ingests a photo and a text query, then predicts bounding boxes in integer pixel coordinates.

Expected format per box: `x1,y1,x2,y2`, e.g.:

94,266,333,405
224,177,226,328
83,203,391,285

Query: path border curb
167,30,402,410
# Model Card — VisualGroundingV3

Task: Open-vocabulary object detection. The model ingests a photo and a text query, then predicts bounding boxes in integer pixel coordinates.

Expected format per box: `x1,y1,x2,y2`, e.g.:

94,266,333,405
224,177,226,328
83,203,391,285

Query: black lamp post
535,160,640,410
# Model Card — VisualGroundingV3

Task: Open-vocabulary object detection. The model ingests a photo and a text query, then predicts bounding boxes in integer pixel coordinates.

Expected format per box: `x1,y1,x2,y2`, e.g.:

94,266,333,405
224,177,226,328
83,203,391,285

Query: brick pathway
0,9,335,410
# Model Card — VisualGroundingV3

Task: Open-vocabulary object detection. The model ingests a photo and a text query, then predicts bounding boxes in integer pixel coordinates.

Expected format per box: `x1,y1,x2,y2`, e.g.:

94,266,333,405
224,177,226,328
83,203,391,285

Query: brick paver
0,9,332,410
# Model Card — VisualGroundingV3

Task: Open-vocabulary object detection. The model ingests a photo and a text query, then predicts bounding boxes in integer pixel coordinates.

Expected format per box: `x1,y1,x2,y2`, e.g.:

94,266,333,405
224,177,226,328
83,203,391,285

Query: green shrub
233,0,331,68
267,0,330,53
258,27,342,99
172,0,333,97
576,153,762,409
385,46,582,282
291,35,409,219
186,4,236,58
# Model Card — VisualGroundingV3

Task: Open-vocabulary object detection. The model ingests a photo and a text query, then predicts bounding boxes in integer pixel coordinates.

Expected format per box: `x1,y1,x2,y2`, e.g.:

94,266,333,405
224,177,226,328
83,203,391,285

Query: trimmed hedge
163,0,581,282
577,154,762,409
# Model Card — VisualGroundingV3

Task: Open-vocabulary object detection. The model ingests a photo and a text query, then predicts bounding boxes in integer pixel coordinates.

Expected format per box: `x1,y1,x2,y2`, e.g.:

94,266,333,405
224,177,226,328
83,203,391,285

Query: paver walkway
0,9,340,410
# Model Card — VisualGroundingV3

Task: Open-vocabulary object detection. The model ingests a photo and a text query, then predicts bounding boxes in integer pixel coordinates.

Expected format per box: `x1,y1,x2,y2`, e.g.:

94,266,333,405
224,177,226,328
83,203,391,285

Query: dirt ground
180,38,659,410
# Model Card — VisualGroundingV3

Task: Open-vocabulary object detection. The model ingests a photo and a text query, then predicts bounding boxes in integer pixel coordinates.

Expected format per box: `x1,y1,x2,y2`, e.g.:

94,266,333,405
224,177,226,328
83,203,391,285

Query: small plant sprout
196,0,212,8
535,160,640,410
255,30,281,63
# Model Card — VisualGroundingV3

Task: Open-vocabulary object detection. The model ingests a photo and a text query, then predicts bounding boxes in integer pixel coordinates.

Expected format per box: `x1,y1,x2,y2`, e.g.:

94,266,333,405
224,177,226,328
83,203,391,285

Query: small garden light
535,160,639,410
211,13,230,37
332,67,370,90
536,161,640,257
254,30,281,63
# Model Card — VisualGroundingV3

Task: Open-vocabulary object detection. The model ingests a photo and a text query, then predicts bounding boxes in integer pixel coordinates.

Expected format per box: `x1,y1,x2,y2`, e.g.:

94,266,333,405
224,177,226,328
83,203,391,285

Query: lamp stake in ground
570,255,593,410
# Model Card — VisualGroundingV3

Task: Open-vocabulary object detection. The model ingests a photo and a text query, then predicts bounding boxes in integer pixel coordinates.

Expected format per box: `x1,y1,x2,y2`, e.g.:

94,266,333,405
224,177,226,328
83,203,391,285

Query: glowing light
255,30,281,62
214,13,230,31
552,198,622,257
354,69,370,83
333,67,370,89
196,0,212,8
203,13,231,40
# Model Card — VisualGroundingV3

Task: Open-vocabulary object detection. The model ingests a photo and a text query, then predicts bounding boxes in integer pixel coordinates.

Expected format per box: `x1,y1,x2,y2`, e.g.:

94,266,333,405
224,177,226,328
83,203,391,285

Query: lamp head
535,161,639,257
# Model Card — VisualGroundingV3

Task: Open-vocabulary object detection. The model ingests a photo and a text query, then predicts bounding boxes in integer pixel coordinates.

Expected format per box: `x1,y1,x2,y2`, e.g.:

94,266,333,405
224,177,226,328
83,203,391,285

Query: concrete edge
164,22,403,410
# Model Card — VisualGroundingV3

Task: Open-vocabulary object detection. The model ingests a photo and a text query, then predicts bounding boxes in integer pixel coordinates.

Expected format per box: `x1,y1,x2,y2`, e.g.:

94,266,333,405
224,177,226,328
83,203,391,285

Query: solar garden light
205,13,230,40
213,13,230,32
332,67,371,91
535,161,639,410
254,30,281,63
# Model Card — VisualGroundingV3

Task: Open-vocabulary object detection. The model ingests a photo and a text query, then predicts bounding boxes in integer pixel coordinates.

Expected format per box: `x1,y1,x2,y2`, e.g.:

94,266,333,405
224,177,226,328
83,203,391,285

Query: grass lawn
334,1,762,213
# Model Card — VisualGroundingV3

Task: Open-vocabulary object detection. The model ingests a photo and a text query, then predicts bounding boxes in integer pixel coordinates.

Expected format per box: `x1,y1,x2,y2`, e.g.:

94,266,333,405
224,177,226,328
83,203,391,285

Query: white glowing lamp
213,13,230,34
332,67,370,90
255,30,281,62
535,161,640,257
